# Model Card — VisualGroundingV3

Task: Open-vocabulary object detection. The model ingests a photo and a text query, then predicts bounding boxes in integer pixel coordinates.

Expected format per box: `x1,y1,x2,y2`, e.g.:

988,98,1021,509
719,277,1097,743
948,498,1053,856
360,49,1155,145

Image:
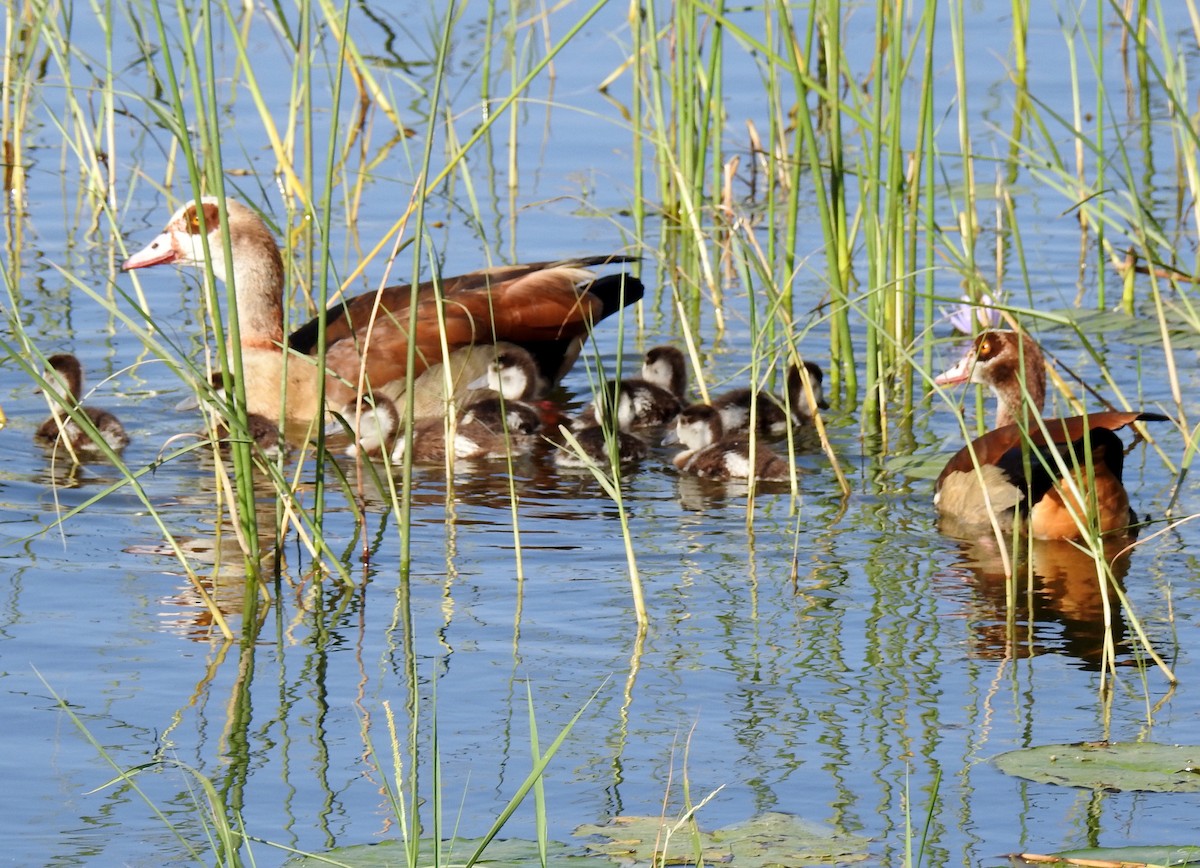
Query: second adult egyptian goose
933,329,1166,540
123,198,643,429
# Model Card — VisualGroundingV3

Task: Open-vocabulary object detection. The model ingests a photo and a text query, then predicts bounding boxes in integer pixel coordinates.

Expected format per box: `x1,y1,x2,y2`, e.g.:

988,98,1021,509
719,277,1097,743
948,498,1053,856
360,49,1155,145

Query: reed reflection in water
938,535,1138,669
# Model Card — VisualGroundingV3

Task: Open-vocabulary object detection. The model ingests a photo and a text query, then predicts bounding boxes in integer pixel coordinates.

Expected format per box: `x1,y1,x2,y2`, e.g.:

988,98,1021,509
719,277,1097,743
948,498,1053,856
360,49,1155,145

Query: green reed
45,662,598,867
7,0,1200,858
628,0,1184,432
117,0,620,591
10,0,1189,623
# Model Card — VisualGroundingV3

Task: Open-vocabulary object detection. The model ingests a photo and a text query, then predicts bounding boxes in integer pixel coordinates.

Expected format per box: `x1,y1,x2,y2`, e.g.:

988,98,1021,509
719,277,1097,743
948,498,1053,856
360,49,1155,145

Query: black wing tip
553,254,642,268
586,273,645,320
288,319,318,352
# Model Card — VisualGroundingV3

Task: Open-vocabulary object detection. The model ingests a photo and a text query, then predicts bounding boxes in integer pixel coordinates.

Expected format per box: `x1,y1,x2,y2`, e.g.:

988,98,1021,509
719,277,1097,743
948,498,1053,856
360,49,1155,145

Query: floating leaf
1016,844,1200,866
885,451,946,482
576,811,870,866
1047,308,1200,351
284,836,616,867
993,743,1200,793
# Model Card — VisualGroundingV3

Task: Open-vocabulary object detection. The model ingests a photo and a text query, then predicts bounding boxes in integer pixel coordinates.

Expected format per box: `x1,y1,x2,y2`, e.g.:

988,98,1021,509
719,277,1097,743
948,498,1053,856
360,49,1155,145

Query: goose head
935,329,1046,428
671,403,723,451
640,345,687,398
123,198,286,344
344,396,401,459
44,353,85,402
124,199,281,282
484,347,539,401
786,360,829,419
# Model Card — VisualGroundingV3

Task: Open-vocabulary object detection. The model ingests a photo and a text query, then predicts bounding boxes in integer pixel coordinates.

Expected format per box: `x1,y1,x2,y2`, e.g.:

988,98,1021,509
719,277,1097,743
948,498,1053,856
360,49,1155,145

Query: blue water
2,3,1199,866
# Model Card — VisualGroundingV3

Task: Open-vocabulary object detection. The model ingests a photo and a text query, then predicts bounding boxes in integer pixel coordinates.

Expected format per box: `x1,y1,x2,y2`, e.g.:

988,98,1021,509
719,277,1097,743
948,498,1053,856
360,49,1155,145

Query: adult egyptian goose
933,329,1166,540
577,345,687,429
711,360,828,437
669,403,792,482
123,198,643,428
35,353,129,457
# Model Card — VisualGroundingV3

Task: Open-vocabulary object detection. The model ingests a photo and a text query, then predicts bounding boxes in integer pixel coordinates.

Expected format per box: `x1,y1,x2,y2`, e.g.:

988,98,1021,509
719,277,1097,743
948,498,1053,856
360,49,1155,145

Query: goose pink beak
933,354,975,386
122,232,177,271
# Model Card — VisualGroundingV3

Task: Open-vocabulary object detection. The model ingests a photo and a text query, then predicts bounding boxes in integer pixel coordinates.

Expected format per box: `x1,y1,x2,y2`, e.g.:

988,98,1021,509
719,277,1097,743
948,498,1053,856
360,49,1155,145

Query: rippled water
2,3,1199,866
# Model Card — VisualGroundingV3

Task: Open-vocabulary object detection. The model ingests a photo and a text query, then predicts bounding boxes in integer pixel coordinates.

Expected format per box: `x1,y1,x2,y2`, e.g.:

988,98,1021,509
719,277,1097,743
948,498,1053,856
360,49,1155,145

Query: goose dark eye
186,209,202,233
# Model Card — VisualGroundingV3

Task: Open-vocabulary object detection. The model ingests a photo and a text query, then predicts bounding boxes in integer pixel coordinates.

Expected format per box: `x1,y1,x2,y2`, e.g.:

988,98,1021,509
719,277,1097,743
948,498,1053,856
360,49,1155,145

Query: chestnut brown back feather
289,257,639,354
936,411,1167,491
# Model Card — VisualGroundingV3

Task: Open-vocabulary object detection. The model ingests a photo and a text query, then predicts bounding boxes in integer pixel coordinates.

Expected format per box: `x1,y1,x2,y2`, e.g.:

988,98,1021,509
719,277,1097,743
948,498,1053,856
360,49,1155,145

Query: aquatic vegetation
1,1,1198,865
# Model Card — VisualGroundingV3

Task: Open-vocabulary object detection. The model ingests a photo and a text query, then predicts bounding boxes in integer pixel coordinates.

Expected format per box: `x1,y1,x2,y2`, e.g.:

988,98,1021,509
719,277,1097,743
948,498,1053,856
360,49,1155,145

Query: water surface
2,3,1198,866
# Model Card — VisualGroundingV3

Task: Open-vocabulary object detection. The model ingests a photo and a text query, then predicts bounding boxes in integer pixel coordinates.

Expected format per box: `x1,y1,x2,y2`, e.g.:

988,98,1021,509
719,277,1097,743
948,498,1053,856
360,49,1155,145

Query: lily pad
283,836,618,867
1015,845,1200,866
575,811,870,866
884,451,946,482
993,742,1200,793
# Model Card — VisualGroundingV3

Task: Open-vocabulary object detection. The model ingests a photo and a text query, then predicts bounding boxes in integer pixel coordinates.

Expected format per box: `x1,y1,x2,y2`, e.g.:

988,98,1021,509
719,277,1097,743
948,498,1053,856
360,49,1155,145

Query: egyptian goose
196,372,286,458
345,347,546,458
577,345,687,430
555,423,649,469
668,403,792,482
460,346,544,435
933,329,1166,540
35,353,129,456
342,394,534,463
394,413,535,464
122,198,643,428
342,396,401,459
554,375,648,469
712,360,828,437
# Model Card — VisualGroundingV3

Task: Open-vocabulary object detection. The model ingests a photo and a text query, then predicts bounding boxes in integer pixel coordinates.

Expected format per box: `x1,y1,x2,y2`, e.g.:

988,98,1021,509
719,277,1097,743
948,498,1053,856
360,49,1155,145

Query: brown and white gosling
711,360,828,438
342,396,401,459
461,346,544,434
578,345,687,430
35,353,129,457
668,403,792,483
344,347,545,459
194,372,285,458
343,394,534,463
555,385,649,470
